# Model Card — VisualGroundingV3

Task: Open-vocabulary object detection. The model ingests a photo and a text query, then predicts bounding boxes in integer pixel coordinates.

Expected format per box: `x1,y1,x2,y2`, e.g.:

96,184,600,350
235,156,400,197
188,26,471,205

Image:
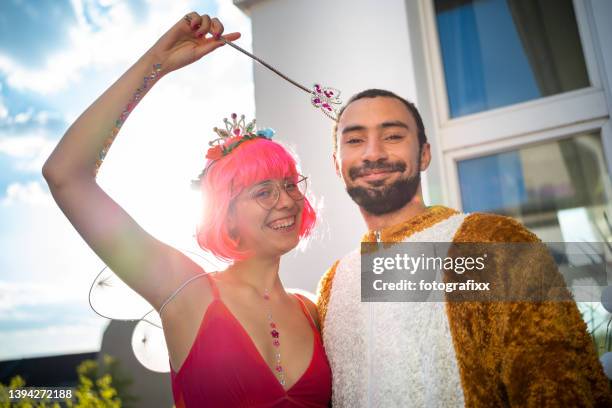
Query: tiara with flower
205,113,275,161
191,114,275,189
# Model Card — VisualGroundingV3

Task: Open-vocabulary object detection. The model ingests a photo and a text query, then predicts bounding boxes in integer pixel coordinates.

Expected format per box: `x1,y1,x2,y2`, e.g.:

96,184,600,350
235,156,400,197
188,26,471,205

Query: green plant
77,355,137,407
0,354,135,407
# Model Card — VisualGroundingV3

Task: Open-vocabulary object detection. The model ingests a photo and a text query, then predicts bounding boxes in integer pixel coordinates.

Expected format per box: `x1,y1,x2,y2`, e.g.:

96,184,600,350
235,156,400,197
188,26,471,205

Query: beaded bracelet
94,63,162,176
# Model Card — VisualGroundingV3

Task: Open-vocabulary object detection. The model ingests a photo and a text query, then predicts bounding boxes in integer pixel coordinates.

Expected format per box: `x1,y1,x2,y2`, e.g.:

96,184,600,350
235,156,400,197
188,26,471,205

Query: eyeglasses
245,175,308,210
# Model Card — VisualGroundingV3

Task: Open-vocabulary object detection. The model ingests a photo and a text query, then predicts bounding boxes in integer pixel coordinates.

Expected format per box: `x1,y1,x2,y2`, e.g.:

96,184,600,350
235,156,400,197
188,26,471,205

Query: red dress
170,273,332,407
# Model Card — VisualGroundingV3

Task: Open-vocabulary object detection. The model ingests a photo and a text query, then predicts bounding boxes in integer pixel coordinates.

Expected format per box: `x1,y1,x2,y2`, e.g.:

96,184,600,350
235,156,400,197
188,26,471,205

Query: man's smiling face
334,96,430,215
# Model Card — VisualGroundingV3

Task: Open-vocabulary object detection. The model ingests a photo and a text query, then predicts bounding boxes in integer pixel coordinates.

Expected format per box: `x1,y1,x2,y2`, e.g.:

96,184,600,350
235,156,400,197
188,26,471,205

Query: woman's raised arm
42,12,240,311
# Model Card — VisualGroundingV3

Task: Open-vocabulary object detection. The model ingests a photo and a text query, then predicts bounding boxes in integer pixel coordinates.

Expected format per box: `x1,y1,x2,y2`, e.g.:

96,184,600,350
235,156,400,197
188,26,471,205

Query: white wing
89,247,227,372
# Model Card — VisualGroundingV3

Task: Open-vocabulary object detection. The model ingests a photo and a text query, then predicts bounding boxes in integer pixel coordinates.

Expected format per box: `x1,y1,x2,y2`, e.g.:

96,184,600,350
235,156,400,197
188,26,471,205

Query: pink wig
196,137,316,262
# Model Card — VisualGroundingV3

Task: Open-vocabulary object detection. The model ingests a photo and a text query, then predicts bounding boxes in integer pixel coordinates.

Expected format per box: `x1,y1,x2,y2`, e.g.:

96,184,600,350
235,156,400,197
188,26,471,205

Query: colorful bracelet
94,63,162,176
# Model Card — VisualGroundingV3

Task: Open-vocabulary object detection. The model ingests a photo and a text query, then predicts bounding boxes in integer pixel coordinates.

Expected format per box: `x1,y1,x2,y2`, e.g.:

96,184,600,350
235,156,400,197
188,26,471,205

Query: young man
316,89,611,407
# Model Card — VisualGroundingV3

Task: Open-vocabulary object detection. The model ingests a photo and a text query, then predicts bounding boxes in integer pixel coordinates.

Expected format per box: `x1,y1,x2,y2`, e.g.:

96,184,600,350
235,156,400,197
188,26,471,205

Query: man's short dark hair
332,89,427,151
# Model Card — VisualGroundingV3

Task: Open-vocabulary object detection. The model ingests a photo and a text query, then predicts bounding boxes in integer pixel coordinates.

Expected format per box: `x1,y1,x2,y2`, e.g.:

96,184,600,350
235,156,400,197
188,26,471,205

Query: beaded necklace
263,288,284,386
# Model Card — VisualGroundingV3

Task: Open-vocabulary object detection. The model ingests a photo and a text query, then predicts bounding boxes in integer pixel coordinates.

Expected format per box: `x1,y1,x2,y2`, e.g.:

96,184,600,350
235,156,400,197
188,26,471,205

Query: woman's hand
146,12,240,74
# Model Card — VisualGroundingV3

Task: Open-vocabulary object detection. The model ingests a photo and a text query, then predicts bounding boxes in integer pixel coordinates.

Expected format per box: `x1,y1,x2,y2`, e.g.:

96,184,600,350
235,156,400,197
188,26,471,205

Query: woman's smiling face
228,175,305,259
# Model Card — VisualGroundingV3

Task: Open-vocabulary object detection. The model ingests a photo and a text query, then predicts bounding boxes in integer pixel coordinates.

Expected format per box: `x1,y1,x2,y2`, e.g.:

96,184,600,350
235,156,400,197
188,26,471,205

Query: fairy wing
89,247,227,372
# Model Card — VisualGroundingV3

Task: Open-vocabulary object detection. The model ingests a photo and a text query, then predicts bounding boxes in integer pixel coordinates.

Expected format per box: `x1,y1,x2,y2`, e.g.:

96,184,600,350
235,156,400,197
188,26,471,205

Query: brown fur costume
317,206,611,407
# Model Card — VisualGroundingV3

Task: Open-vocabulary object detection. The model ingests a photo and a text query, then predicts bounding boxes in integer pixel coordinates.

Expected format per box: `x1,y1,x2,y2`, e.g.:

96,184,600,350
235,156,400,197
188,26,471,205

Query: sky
0,0,254,361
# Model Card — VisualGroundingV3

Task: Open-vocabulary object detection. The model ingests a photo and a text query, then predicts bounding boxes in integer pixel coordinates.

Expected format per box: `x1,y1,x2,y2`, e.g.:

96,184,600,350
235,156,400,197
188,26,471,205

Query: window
457,131,611,242
435,0,590,117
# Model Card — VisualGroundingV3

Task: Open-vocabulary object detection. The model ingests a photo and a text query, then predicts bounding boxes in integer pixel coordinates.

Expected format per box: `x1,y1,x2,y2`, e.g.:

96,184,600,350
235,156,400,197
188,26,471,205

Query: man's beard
346,159,420,215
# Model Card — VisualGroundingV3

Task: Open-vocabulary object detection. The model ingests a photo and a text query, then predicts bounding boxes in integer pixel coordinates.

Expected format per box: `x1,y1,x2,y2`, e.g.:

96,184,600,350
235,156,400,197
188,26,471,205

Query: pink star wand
219,37,342,120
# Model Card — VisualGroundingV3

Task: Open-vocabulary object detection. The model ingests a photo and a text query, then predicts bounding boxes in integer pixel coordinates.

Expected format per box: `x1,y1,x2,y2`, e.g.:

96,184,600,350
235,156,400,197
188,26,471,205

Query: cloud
0,133,51,158
0,107,62,130
0,82,66,179
0,0,216,95
0,281,89,316
0,83,8,120
0,0,77,67
0,132,57,173
0,323,104,360
0,181,51,207
0,179,108,359
0,79,64,133
34,111,53,126
0,180,103,286
14,110,32,124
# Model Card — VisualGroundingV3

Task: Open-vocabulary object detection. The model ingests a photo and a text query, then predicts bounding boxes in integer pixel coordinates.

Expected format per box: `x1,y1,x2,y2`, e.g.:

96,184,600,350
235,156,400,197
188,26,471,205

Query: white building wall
235,0,440,292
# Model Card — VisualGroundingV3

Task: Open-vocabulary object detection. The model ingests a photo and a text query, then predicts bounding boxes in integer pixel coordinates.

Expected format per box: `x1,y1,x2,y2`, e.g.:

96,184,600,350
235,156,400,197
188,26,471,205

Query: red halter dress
169,273,332,407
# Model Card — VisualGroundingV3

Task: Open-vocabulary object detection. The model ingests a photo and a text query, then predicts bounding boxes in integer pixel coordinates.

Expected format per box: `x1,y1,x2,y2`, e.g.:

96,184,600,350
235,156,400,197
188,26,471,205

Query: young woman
42,11,332,408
